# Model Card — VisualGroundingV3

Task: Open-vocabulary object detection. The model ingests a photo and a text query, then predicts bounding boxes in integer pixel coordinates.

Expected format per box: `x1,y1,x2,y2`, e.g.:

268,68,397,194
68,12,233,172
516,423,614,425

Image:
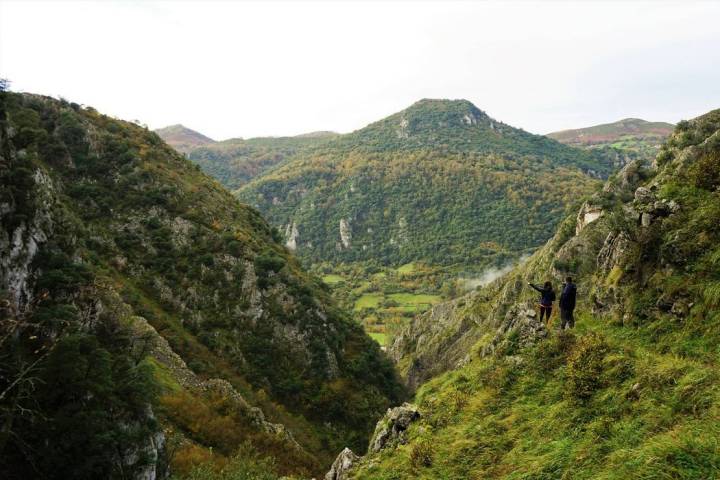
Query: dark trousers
539,305,552,323
560,308,575,329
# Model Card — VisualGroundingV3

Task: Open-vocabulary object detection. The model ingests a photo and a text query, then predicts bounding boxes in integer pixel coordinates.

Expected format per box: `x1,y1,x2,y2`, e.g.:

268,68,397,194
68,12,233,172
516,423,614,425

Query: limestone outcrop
368,402,421,454
324,448,359,480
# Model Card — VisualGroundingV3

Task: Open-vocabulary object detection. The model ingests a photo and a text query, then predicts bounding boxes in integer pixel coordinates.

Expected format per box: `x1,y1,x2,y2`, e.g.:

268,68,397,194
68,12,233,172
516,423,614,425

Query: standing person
528,281,556,324
559,276,577,329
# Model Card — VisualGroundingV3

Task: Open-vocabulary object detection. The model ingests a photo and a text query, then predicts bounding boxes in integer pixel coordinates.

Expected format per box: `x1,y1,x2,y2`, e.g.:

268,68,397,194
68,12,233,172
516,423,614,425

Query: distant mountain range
548,118,674,165
212,99,613,267
157,107,676,271
158,100,616,268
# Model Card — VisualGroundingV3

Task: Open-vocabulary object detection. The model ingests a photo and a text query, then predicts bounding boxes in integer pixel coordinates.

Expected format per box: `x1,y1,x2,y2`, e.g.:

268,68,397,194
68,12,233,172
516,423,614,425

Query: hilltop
0,91,404,479
154,123,215,154
338,108,720,479
236,99,613,268
549,117,674,166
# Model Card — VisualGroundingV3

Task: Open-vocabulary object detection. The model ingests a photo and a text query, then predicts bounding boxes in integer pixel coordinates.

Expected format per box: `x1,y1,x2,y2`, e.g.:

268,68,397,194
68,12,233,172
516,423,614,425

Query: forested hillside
337,108,720,479
0,90,404,479
549,118,674,167
157,127,338,190
237,99,612,268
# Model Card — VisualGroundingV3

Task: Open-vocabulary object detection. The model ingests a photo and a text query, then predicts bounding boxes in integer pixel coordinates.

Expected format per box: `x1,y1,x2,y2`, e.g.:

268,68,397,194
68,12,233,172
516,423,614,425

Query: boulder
368,403,421,454
325,447,359,480
634,186,655,204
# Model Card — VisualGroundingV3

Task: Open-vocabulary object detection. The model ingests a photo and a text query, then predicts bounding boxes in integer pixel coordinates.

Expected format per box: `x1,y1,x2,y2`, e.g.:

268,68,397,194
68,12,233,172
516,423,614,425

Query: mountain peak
342,98,504,150
398,98,490,127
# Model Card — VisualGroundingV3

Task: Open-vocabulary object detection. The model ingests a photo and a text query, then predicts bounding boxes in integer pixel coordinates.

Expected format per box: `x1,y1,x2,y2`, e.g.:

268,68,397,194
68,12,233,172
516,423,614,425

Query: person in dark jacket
529,281,556,324
559,276,577,329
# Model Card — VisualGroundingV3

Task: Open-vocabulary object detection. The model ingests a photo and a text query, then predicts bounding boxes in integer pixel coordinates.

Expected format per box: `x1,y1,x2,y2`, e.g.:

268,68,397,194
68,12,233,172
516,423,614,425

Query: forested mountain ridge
236,99,613,268
0,91,404,479
156,126,339,191
336,108,720,479
549,117,674,167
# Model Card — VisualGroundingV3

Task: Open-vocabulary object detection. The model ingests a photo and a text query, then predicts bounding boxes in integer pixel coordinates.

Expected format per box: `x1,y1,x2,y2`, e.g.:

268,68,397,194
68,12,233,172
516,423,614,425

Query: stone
597,232,631,273
634,186,655,204
576,202,603,235
285,221,299,250
641,212,653,227
325,447,359,480
482,301,548,356
368,403,421,454
339,218,352,249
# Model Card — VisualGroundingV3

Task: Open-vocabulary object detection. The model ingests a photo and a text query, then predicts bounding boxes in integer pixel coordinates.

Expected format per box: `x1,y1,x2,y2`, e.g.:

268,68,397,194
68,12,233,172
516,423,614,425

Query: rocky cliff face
0,91,404,479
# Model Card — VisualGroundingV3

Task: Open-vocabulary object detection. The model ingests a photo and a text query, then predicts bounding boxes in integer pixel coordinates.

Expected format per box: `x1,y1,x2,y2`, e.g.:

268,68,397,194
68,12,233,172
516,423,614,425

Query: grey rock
482,301,548,356
325,447,359,480
634,186,655,204
597,231,631,273
368,403,421,454
576,202,603,235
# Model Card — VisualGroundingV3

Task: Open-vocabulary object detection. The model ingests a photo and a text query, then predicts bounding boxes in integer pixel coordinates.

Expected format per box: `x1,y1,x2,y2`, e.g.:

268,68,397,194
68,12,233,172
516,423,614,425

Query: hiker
559,276,577,329
528,281,556,324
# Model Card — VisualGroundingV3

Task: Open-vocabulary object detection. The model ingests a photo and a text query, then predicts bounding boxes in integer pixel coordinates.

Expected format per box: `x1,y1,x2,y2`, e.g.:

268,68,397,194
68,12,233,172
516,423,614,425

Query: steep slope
154,124,215,154
343,108,720,478
0,91,404,479
237,99,613,268
549,118,674,167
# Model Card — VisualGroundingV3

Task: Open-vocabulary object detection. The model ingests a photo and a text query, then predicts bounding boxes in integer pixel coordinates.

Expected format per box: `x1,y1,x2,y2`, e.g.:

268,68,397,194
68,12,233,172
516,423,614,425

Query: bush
689,149,720,191
176,443,280,480
410,439,434,469
254,253,286,274
565,333,610,401
534,330,576,372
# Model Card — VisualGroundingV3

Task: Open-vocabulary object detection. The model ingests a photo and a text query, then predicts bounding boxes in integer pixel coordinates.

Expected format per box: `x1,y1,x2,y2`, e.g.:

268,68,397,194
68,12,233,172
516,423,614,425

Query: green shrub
565,333,610,401
254,253,286,274
410,439,434,469
534,330,577,372
689,149,720,191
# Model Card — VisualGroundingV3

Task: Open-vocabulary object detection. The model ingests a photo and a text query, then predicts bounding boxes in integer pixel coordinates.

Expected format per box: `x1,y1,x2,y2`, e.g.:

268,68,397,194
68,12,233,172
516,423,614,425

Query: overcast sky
1,1,719,140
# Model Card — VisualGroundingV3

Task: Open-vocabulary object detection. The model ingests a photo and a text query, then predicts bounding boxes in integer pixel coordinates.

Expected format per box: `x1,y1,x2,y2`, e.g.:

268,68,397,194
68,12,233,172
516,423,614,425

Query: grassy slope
548,118,675,166
351,110,720,479
548,118,674,145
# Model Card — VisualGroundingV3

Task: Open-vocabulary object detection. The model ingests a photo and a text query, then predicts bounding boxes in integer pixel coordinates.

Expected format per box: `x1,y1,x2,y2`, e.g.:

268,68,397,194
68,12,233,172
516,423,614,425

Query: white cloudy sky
1,0,719,140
